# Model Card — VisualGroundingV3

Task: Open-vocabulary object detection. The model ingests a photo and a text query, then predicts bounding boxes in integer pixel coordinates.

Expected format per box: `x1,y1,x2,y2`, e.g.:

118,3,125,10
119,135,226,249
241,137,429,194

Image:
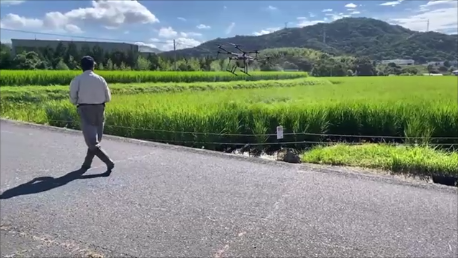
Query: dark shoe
81,148,95,170
94,147,115,171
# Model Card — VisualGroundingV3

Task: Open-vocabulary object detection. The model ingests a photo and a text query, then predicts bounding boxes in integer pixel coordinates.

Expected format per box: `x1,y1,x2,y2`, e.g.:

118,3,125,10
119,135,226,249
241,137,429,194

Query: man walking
69,56,115,172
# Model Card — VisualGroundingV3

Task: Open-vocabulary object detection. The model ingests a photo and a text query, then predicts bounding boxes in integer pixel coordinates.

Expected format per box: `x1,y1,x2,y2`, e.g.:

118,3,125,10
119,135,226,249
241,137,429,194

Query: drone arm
234,45,247,53
218,46,232,54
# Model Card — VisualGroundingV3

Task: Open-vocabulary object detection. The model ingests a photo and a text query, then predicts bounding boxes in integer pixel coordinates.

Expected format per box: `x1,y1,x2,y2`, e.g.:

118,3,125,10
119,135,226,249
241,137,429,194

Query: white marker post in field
276,126,284,140
276,125,284,160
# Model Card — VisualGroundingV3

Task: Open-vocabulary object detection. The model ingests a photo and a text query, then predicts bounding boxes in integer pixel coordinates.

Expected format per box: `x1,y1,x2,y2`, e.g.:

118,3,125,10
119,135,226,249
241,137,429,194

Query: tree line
0,42,455,76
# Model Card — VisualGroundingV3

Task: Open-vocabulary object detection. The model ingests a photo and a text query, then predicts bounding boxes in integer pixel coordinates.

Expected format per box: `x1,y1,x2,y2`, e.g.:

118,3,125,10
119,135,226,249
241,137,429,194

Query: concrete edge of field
1,118,456,194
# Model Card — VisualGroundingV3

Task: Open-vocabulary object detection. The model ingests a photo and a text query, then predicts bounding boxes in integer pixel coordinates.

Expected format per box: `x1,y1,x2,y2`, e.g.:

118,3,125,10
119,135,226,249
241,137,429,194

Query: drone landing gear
226,70,238,76
226,64,239,76
239,67,251,76
225,64,251,76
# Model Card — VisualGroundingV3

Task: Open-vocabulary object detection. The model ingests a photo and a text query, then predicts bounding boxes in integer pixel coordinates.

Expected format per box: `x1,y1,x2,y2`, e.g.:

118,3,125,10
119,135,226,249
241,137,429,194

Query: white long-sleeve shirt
69,70,112,105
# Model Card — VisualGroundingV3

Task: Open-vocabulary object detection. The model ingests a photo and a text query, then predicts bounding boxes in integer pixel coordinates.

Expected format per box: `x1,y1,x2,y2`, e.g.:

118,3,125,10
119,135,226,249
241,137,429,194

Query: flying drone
216,43,270,76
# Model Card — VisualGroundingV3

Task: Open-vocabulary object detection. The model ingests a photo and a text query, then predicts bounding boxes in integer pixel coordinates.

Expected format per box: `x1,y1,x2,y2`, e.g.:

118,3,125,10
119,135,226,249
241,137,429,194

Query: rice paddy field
0,70,308,86
1,71,457,177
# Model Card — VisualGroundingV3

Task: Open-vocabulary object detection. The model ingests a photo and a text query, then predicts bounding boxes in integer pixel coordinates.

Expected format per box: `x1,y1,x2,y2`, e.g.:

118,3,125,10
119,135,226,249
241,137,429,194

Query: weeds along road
0,119,457,258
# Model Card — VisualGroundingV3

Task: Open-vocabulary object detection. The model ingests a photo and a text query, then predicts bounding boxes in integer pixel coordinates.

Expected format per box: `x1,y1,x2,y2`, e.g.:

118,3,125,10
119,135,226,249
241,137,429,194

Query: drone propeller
229,43,247,53
257,56,272,65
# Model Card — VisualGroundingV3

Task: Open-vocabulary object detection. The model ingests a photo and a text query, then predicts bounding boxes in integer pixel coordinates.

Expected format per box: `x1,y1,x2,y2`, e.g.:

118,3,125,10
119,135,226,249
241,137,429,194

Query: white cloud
0,14,43,30
324,12,350,21
297,19,326,27
65,0,159,27
175,37,201,49
65,24,83,33
296,16,328,27
344,3,357,8
137,36,201,52
225,22,235,34
224,6,227,9
156,38,201,51
380,1,402,6
253,27,280,36
322,9,333,12
177,17,186,21
296,9,359,28
0,0,25,6
158,26,177,38
196,24,211,29
0,0,158,34
420,0,454,10
267,5,277,10
389,0,457,33
180,31,202,37
309,12,316,18
135,41,158,50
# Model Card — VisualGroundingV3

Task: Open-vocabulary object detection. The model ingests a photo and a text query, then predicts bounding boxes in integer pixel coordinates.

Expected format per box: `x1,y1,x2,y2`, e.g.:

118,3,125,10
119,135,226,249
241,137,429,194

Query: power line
0,27,174,45
322,24,326,44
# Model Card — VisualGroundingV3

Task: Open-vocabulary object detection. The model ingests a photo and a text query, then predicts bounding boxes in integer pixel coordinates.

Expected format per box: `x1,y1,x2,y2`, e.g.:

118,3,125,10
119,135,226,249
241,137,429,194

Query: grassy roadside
0,77,330,103
301,144,458,178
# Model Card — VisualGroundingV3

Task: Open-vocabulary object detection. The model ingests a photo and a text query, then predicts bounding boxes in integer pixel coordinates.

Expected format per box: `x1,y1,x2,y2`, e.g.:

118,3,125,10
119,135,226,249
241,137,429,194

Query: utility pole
322,24,326,44
426,19,430,32
173,39,177,71
285,22,288,29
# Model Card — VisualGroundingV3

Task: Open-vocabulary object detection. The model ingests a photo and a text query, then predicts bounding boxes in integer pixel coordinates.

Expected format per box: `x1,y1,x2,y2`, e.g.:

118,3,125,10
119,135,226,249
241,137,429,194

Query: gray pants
77,104,114,169
77,104,105,150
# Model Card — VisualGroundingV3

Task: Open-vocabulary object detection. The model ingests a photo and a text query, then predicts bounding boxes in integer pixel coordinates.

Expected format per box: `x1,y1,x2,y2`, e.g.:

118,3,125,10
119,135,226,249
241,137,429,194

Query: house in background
380,59,415,65
426,60,458,67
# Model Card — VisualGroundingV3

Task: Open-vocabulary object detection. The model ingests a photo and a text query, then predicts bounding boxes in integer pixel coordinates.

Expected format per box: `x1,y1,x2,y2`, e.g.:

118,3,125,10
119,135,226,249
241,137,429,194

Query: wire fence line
30,118,458,142
121,139,458,147
1,28,176,46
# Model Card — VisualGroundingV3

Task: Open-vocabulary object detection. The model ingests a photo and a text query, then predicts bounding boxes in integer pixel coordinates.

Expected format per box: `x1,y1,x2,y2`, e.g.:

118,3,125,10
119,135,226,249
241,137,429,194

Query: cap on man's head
81,56,96,70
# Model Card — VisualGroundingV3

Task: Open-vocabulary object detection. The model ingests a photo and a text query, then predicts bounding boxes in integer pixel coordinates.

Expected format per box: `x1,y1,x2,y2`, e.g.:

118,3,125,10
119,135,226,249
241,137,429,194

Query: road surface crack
0,224,134,257
213,180,298,258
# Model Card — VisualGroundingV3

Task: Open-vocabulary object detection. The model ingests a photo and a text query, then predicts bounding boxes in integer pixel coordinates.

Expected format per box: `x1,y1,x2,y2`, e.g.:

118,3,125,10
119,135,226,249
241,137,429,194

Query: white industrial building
426,60,458,67
380,59,415,65
11,39,139,55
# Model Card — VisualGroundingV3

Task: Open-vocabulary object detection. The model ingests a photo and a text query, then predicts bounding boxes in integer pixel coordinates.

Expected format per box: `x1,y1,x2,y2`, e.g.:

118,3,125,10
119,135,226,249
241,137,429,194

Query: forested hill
160,17,458,62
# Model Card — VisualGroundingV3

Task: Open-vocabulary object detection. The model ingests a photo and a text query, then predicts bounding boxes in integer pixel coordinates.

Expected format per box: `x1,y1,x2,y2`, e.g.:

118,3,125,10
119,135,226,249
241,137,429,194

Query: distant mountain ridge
159,17,458,62
138,44,162,54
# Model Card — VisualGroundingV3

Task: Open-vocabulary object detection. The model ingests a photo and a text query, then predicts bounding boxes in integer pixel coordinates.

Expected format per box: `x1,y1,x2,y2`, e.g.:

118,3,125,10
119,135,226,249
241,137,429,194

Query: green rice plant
0,78,330,104
0,70,308,86
1,76,456,152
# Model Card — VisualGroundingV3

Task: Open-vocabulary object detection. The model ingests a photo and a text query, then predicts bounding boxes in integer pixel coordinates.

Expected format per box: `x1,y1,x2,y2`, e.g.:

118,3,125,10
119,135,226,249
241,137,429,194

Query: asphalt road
1,120,457,258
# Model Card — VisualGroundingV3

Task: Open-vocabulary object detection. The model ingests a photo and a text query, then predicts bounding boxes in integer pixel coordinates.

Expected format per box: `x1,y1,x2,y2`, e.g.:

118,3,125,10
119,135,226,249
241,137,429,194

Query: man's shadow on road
0,168,112,200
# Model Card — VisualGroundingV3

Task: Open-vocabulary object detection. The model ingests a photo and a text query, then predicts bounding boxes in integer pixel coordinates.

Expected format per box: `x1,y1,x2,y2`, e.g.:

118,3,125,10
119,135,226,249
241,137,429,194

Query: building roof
11,38,137,46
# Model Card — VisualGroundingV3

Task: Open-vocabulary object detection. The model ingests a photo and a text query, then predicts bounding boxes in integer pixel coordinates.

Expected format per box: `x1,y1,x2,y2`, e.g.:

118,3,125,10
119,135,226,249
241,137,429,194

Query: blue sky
0,0,457,51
